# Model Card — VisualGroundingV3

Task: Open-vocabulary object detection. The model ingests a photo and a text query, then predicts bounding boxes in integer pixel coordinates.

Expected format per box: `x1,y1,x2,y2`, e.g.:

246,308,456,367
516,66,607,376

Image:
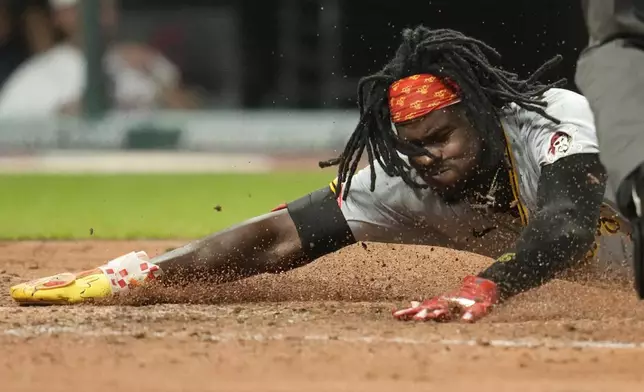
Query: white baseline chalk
3,325,644,350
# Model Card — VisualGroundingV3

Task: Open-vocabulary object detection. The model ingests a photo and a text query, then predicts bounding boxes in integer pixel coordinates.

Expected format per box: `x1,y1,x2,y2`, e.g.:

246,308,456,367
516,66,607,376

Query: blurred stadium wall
0,0,587,173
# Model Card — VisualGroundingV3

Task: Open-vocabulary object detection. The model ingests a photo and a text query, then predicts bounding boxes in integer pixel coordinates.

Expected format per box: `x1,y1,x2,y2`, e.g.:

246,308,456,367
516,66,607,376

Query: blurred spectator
22,3,56,55
0,0,200,117
0,0,26,88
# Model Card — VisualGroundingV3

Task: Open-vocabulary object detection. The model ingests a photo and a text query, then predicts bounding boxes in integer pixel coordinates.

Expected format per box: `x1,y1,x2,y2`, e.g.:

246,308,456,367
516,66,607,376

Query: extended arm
10,163,455,305
478,153,606,299
154,186,357,284
394,153,607,322
10,186,390,304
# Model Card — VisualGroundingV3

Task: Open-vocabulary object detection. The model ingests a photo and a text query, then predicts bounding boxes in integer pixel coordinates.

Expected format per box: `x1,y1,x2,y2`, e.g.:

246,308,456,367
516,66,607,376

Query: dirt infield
2,240,644,391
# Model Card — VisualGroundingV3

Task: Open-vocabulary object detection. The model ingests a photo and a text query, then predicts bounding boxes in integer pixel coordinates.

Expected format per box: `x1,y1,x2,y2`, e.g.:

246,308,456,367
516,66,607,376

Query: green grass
0,172,334,240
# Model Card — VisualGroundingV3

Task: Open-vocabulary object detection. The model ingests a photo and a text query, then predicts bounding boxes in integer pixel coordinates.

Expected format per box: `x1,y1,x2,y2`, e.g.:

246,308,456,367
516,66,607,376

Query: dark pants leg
576,0,644,193
575,0,644,297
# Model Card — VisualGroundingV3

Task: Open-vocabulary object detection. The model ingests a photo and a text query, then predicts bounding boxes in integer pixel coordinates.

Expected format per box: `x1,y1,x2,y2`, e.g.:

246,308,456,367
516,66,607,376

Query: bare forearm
151,211,307,284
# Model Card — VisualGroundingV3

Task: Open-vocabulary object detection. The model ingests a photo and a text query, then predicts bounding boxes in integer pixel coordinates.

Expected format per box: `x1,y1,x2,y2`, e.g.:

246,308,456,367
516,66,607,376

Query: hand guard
98,251,162,293
392,276,499,323
10,251,162,305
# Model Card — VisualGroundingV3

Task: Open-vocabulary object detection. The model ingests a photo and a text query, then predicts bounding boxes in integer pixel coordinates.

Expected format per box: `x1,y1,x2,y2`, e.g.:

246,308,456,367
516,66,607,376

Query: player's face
395,105,482,199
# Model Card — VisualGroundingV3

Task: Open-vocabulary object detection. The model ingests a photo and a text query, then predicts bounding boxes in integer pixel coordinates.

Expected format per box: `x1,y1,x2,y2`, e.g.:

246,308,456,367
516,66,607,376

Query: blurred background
0,0,590,239
0,0,588,155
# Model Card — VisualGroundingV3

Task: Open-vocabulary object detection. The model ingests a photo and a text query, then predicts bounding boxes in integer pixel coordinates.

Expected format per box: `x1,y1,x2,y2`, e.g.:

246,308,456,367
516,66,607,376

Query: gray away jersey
332,88,632,273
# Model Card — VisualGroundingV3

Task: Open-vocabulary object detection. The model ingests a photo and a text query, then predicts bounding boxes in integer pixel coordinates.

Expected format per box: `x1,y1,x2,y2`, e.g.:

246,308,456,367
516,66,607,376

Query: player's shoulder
504,88,591,122
333,160,461,228
540,87,587,104
501,87,598,168
336,158,437,207
541,88,593,117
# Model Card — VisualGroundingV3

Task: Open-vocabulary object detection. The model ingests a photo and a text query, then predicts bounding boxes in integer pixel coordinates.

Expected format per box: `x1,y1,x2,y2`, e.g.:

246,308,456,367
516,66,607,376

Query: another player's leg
616,170,644,297
575,0,644,297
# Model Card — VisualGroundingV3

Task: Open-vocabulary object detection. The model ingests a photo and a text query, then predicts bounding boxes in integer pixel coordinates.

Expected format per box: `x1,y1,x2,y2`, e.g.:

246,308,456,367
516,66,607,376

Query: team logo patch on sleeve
545,127,582,163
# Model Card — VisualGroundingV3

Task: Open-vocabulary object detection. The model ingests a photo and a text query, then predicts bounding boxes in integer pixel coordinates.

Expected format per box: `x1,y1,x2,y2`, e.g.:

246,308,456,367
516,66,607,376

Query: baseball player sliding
10,27,634,323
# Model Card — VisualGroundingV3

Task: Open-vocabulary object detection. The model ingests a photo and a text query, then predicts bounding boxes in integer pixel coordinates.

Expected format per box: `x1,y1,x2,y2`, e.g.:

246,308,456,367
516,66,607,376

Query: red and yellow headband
388,74,461,124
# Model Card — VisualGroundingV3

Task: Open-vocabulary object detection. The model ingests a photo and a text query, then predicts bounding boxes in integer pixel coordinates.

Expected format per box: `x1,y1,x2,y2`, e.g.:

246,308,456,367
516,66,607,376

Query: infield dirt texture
2,153,644,391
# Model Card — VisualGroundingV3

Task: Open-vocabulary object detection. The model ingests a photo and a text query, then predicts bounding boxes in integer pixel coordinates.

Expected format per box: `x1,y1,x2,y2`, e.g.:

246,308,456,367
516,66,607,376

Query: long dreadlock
320,26,566,201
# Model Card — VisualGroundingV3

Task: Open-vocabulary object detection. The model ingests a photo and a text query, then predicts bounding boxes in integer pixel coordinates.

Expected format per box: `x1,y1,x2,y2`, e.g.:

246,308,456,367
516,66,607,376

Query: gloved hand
10,251,162,305
392,276,499,323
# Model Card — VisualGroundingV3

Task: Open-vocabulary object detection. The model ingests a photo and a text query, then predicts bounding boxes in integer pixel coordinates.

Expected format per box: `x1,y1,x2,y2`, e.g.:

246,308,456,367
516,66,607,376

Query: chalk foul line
2,326,644,350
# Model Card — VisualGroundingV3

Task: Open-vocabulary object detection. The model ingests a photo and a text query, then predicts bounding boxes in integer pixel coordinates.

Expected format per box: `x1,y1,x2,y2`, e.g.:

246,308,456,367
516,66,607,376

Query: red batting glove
392,276,499,323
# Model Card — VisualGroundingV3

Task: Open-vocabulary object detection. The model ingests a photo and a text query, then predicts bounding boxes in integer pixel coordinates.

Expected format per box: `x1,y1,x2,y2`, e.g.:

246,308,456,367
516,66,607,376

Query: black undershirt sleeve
478,153,607,300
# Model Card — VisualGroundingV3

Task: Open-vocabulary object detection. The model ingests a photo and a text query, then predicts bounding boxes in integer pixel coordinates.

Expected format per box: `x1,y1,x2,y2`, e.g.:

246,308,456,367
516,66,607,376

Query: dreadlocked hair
320,26,566,201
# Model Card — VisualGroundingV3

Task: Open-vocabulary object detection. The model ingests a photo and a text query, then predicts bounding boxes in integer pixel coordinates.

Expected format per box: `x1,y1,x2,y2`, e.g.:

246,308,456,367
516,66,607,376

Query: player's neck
465,160,513,212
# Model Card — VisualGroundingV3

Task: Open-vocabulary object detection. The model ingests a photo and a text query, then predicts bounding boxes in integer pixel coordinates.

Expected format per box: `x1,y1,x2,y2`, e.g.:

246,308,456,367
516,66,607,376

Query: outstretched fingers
392,299,452,322
392,301,422,320
460,302,491,323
